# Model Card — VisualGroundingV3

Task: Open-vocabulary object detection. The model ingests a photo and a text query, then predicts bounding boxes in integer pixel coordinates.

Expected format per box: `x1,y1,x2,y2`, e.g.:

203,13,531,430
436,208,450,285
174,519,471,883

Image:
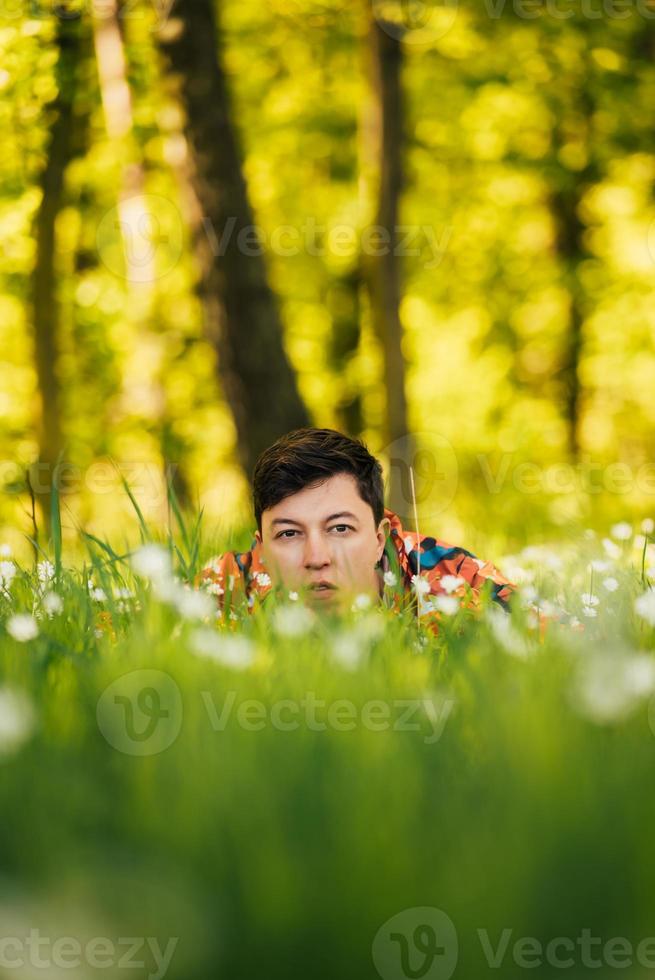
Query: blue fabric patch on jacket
407,542,473,573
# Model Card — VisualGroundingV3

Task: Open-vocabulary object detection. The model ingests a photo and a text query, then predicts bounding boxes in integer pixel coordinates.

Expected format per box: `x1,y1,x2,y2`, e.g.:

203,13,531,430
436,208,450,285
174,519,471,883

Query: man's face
254,473,390,609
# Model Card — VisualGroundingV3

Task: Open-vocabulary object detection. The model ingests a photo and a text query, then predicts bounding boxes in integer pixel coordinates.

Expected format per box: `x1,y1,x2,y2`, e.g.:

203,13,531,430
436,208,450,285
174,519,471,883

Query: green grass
0,499,654,980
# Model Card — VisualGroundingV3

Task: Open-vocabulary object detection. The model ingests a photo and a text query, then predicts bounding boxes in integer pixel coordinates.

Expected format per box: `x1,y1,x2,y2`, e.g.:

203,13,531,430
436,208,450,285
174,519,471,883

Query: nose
303,532,332,569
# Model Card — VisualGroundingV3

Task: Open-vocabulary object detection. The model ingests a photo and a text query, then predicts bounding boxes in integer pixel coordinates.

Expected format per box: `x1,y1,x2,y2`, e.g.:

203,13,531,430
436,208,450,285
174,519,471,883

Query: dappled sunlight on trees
1,0,655,554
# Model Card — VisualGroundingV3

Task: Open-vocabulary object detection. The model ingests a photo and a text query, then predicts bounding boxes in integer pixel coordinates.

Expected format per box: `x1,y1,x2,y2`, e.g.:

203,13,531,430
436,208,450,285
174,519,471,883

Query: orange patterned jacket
199,508,515,630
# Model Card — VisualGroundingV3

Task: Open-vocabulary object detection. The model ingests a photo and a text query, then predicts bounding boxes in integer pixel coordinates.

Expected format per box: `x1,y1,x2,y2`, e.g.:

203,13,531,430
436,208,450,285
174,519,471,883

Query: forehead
263,473,371,524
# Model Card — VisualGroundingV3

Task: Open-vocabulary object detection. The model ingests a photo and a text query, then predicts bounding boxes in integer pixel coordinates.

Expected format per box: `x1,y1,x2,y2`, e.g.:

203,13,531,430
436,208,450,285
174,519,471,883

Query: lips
309,582,336,592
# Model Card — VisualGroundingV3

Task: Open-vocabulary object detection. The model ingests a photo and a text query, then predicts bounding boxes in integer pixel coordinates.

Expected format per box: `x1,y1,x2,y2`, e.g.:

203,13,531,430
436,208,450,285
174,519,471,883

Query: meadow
1,491,654,980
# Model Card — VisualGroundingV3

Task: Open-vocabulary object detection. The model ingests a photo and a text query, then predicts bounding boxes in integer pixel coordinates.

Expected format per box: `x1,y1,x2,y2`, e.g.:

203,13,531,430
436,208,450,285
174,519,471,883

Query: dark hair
252,428,384,532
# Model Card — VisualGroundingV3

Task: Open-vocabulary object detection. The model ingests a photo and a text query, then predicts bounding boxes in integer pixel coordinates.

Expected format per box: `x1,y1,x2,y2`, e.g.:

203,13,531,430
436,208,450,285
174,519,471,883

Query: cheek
335,538,379,572
263,542,303,577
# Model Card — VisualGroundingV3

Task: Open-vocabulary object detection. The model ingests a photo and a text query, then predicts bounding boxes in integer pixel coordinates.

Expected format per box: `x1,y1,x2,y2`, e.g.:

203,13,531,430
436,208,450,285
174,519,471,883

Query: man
200,428,514,629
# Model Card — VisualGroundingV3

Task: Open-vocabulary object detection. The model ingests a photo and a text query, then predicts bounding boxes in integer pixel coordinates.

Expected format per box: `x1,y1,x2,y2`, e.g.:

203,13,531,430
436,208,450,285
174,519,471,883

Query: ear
254,529,263,548
376,517,391,562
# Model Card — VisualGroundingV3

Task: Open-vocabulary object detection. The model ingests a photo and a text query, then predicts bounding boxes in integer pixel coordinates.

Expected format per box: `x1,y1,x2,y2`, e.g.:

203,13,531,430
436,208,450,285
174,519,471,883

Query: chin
307,589,339,604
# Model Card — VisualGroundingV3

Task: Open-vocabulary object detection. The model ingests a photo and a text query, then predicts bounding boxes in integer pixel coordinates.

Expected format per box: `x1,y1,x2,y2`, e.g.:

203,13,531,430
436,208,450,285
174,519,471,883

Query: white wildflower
611,522,633,541
288,591,299,601
439,575,465,594
642,518,655,535
113,587,134,613
204,581,225,597
151,575,180,604
574,653,655,724
602,538,622,560
383,570,397,588
114,587,134,599
191,629,255,670
0,544,11,557
131,544,172,582
90,588,107,603
418,595,437,616
36,560,55,585
273,604,315,638
411,574,430,596
500,562,534,585
254,572,271,588
487,606,533,659
603,577,619,593
331,631,367,671
521,546,563,571
582,605,598,619
6,614,39,642
519,584,539,606
174,587,214,621
539,599,559,618
0,561,16,590
590,559,612,573
635,590,655,627
42,592,63,616
432,595,459,616
581,593,600,607
352,593,372,611
0,688,36,757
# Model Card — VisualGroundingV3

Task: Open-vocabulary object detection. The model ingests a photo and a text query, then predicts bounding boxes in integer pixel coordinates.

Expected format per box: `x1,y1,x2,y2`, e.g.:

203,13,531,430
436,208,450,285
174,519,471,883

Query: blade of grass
80,529,130,566
23,535,50,564
172,542,189,581
166,475,190,558
188,507,205,578
50,475,62,578
116,469,150,543
642,532,650,590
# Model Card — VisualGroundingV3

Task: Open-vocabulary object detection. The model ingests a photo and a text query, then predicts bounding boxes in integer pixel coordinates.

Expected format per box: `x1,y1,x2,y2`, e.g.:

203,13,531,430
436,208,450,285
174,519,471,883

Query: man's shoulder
198,538,269,597
385,509,515,605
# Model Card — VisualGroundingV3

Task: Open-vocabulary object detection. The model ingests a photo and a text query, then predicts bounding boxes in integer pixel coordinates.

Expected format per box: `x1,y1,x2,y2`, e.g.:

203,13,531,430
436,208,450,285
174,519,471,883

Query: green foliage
0,517,654,977
1,1,655,544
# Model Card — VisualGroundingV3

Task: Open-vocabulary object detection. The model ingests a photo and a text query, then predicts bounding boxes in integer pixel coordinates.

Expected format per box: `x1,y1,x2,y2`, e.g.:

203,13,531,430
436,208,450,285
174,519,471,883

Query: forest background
2,0,655,558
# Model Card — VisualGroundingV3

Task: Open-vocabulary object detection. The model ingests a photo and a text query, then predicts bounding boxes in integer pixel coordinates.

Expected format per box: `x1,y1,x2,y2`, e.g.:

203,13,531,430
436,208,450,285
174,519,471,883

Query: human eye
330,524,354,534
275,529,298,540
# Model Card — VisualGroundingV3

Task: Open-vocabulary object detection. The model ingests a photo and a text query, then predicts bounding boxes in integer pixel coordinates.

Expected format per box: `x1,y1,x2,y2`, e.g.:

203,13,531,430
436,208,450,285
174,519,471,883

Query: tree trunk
551,182,586,459
550,82,597,460
326,265,364,437
158,0,309,477
366,18,410,452
32,14,85,531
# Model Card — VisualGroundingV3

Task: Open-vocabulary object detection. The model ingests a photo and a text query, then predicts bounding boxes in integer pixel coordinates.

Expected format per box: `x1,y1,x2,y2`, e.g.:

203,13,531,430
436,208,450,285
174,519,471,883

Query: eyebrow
270,511,360,527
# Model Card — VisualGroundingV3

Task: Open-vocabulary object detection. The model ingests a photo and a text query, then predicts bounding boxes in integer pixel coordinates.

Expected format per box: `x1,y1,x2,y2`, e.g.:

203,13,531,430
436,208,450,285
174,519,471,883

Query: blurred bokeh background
2,0,655,555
